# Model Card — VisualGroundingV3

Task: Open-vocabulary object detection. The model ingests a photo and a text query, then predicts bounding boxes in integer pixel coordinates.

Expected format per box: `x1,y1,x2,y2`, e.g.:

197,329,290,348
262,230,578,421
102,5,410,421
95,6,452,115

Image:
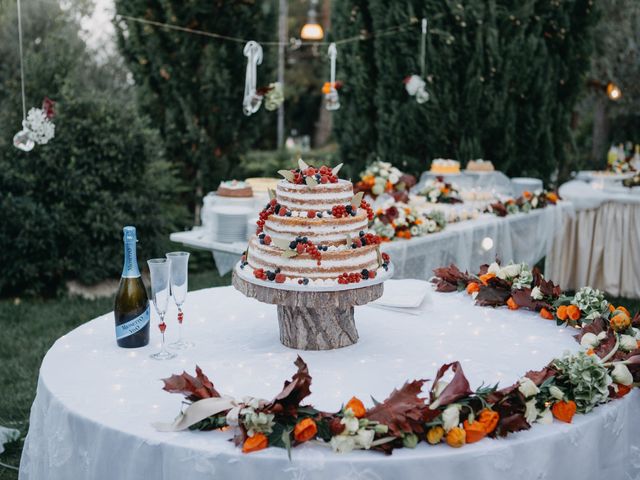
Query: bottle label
122,238,141,278
115,305,150,340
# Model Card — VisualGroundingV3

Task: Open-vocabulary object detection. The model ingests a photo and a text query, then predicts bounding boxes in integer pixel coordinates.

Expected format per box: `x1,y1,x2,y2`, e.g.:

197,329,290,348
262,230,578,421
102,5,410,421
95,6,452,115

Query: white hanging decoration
403,18,430,105
242,41,264,116
12,0,55,151
324,42,340,111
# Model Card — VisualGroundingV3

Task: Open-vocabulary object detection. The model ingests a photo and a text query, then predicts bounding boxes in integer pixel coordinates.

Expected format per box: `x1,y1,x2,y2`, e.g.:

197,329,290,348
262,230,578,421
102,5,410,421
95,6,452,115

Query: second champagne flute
166,251,194,349
147,258,176,360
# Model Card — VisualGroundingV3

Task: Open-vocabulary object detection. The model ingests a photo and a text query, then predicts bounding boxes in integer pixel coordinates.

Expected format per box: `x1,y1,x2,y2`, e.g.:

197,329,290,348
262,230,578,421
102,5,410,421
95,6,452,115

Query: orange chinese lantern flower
586,348,595,356
546,192,559,203
608,304,615,313
556,305,568,321
566,305,581,321
477,409,499,434
479,272,496,285
611,313,631,332
345,396,366,418
466,282,480,295
551,400,577,423
462,419,487,444
616,306,631,318
523,191,533,200
507,297,519,310
616,384,632,397
445,427,466,448
294,418,318,443
540,308,554,320
426,425,444,445
243,433,269,453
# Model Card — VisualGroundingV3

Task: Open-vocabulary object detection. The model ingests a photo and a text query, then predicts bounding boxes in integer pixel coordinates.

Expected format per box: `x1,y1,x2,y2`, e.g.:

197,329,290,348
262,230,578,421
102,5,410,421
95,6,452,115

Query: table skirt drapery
19,284,640,480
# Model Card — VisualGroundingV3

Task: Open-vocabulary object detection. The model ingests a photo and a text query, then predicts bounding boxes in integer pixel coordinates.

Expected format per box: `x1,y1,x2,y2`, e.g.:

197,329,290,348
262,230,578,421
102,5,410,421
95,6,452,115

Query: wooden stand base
232,272,384,350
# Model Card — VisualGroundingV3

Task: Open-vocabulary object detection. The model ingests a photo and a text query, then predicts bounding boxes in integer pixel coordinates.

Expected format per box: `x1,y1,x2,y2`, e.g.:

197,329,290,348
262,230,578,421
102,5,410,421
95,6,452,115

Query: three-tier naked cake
240,159,391,287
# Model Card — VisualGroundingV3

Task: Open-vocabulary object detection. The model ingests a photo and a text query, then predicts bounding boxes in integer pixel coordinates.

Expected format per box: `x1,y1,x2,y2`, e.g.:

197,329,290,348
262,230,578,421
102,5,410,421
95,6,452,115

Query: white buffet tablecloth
20,283,640,480
171,203,573,279
545,181,640,298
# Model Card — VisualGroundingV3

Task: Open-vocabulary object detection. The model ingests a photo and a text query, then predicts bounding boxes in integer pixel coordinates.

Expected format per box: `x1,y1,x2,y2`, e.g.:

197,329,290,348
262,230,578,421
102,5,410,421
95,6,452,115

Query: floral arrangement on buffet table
416,176,463,204
354,160,417,201
487,190,559,217
370,203,446,240
156,260,639,456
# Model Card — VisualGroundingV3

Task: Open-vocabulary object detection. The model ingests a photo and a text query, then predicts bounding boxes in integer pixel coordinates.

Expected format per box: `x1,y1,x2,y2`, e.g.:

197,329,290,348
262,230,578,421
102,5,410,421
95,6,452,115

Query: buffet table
545,180,640,298
172,203,573,279
20,283,639,480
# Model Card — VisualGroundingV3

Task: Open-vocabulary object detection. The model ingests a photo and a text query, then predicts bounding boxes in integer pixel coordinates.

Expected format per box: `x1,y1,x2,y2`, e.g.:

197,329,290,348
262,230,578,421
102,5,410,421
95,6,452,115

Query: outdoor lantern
606,82,622,101
300,0,324,40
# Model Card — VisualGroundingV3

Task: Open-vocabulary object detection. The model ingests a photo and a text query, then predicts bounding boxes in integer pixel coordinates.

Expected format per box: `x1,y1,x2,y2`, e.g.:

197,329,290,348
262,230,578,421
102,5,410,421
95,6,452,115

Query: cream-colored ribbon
153,396,240,432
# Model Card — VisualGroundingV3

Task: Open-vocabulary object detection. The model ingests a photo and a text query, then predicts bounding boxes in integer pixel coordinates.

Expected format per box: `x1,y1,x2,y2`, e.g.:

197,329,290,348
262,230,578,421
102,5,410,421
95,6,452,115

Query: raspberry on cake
245,159,388,284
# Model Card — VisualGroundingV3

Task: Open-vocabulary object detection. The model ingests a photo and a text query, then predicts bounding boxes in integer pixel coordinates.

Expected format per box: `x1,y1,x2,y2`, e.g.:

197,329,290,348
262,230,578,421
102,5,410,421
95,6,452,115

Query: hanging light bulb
300,0,324,41
606,82,622,101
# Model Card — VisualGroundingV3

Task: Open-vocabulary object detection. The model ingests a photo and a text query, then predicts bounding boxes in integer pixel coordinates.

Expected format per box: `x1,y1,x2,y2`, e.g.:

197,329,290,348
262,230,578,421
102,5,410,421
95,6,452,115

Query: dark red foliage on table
428,361,473,408
265,356,312,417
489,201,508,217
162,365,221,402
475,279,512,307
511,288,549,311
431,264,473,292
485,382,530,437
524,365,557,386
366,380,428,437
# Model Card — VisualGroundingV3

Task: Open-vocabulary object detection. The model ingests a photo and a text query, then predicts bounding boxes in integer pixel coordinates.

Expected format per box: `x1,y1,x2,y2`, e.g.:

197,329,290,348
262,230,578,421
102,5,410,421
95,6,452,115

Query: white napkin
370,279,430,314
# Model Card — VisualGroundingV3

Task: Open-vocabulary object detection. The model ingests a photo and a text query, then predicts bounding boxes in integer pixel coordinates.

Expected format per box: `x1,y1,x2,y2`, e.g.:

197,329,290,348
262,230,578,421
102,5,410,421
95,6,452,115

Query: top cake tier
276,179,354,211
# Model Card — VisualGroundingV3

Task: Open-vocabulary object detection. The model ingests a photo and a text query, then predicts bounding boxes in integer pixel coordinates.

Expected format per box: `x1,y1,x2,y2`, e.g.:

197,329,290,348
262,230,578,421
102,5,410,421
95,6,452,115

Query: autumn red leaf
266,356,312,416
432,264,473,292
475,283,511,307
428,362,472,407
162,365,221,402
511,288,550,311
366,380,428,437
524,366,557,386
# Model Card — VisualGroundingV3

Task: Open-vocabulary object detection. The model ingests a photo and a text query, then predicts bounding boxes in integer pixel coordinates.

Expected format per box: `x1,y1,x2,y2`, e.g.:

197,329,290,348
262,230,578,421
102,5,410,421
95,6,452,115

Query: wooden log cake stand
232,271,384,351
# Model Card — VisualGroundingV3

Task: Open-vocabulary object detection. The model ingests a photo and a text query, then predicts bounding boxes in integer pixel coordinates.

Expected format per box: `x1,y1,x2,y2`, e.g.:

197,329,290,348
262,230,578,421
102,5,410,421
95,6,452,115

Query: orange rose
551,400,577,423
608,304,615,313
586,348,595,356
611,313,631,332
243,433,268,453
523,191,533,200
540,307,554,320
506,297,519,310
466,282,480,294
477,409,499,434
479,272,496,285
566,305,581,321
616,306,631,318
445,427,466,448
294,418,317,443
345,396,366,418
322,82,336,94
463,419,487,444
556,305,568,321
546,192,559,203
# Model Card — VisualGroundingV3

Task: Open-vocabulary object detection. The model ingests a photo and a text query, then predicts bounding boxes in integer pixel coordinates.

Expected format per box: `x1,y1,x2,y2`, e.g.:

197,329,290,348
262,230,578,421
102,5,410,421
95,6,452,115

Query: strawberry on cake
240,159,391,286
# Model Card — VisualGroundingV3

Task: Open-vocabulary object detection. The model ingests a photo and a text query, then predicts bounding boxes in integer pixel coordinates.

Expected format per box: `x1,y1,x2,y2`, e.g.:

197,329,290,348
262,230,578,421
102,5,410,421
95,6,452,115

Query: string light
300,0,324,41
606,82,622,101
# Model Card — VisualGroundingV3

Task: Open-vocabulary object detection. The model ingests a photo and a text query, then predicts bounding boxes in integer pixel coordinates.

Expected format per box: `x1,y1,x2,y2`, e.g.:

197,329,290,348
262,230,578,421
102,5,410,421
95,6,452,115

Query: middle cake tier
263,211,369,245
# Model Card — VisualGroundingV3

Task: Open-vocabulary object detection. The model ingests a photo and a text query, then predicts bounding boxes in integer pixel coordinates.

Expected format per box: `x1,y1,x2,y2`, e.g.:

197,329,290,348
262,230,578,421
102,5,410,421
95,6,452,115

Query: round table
19,283,640,480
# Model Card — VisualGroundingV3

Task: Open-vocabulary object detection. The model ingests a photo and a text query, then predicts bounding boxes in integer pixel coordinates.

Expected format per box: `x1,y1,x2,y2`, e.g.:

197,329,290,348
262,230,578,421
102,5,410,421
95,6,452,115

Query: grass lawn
0,262,638,479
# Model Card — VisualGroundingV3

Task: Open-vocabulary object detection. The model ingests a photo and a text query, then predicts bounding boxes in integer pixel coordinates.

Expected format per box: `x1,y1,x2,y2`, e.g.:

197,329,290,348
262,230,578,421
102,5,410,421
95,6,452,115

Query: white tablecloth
171,203,573,279
545,181,640,297
20,283,640,480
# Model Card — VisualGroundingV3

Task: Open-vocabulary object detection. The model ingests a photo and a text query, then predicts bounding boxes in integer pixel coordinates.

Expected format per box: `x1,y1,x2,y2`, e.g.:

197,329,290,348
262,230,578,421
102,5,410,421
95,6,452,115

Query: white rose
549,386,564,400
530,286,543,300
611,363,633,386
487,262,501,275
389,173,400,185
498,263,522,280
518,377,540,398
580,332,600,348
537,408,553,425
531,196,539,208
355,428,375,450
330,434,356,454
524,399,539,424
405,75,425,96
341,415,360,434
619,334,638,352
442,404,461,432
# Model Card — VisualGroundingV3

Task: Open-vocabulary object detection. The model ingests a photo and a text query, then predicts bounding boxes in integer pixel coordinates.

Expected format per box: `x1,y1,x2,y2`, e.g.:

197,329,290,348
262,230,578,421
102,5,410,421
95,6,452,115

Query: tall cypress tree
333,0,599,183
114,1,275,215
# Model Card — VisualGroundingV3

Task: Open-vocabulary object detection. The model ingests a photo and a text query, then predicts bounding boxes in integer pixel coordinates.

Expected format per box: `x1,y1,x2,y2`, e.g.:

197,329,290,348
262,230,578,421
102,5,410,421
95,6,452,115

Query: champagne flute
147,258,176,360
166,251,194,349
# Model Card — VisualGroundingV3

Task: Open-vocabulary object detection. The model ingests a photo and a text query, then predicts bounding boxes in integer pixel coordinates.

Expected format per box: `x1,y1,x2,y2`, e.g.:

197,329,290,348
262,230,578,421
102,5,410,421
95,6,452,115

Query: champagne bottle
114,226,150,348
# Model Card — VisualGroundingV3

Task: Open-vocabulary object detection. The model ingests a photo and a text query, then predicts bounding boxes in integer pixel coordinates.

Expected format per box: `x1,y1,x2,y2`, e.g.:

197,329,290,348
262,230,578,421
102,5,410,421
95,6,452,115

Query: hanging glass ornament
242,41,264,116
13,129,34,152
324,43,340,111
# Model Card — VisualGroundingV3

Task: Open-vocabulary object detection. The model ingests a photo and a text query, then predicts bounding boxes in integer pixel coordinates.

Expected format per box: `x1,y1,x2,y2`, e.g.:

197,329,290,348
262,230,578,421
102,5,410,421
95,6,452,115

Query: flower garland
417,176,462,204
371,203,445,240
157,262,639,456
354,161,417,201
487,190,559,217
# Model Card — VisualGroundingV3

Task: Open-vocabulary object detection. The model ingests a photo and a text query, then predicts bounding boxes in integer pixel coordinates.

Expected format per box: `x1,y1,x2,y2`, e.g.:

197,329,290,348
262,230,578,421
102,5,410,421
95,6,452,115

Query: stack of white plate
247,217,258,241
210,206,251,243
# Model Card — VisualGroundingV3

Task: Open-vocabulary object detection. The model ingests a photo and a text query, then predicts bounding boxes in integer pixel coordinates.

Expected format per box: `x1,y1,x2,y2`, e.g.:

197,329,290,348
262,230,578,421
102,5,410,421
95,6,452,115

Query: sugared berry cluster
257,199,291,234
360,199,374,221
337,268,377,284
290,165,339,185
351,231,382,248
381,252,391,271
289,237,322,265
331,204,358,218
253,267,286,283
